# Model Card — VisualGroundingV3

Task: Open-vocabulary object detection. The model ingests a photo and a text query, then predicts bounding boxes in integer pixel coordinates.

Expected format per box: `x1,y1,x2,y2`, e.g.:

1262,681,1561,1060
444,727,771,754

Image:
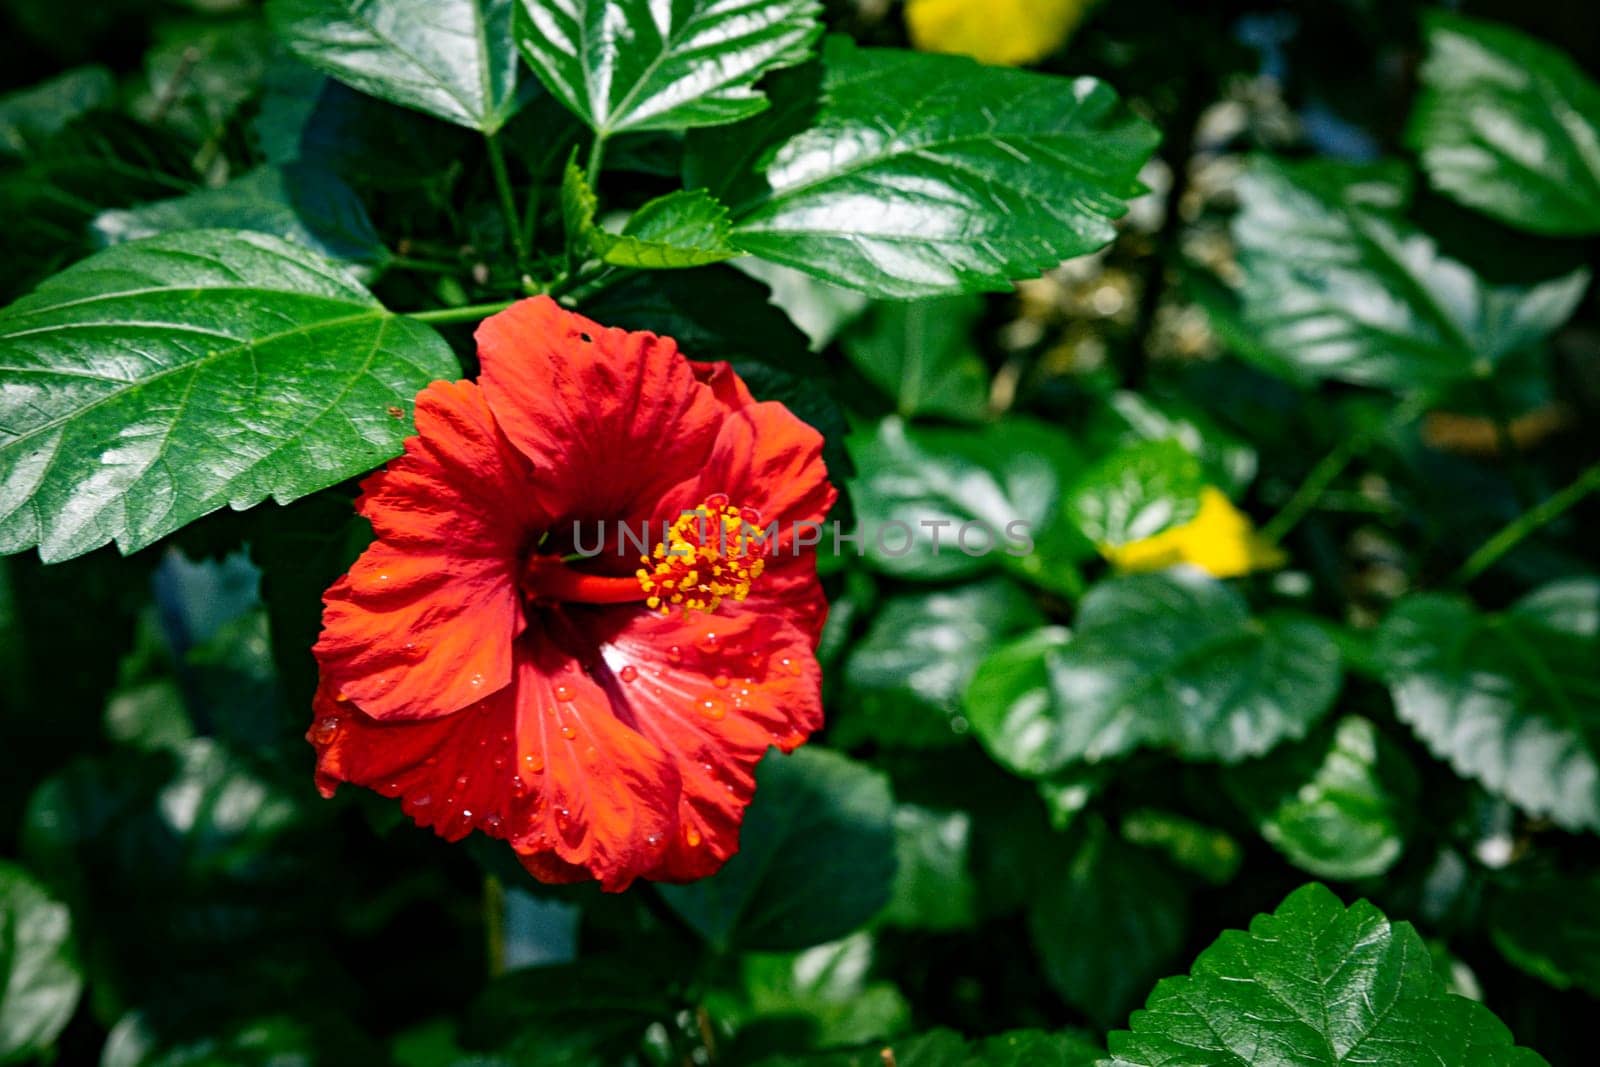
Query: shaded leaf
561,162,735,268
881,806,977,931
1408,13,1600,236
838,579,1042,749
1067,438,1206,548
0,860,82,1063
841,297,990,422
0,66,113,159
1232,157,1589,388
967,571,1341,776
1227,716,1418,881
1376,579,1600,833
658,748,895,952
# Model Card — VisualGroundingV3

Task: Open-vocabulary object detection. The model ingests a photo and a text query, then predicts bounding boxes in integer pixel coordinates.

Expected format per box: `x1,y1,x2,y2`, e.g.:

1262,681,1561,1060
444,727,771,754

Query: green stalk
485,132,530,269
406,300,519,325
1453,460,1600,584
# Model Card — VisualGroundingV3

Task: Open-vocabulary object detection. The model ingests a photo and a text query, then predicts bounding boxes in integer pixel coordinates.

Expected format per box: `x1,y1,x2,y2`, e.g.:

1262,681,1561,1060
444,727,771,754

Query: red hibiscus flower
305,297,834,891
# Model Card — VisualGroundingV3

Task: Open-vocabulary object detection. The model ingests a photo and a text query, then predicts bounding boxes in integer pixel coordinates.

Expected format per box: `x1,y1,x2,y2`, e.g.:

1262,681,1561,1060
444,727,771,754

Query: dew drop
667,645,683,665
696,631,720,653
455,775,470,790
779,656,803,677
492,755,507,770
461,809,473,821
560,726,577,740
685,825,703,848
310,717,340,745
712,672,729,689
524,753,545,773
697,696,726,721
412,794,432,808
377,573,390,583
484,814,502,833
646,833,661,846
619,665,638,683
469,672,485,689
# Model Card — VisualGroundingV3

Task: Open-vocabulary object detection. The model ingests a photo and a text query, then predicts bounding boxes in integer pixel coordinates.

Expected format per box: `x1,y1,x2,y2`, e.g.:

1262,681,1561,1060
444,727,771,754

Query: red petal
475,297,725,532
575,606,824,882
691,360,757,411
309,632,679,892
315,381,541,720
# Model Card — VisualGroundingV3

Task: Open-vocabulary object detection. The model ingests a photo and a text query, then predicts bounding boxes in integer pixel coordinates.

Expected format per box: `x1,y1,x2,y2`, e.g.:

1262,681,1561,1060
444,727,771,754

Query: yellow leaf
905,0,1094,67
1101,487,1286,579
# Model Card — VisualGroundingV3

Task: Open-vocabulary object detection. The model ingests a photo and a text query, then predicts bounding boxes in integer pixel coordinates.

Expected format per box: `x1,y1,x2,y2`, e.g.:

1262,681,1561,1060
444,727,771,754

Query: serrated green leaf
1067,438,1206,548
966,571,1342,776
1233,157,1590,388
562,162,735,267
0,66,113,160
515,0,822,136
1091,390,1258,497
92,164,390,274
841,297,990,422
837,578,1043,750
1376,579,1600,833
1227,715,1419,881
845,416,1091,592
1408,13,1600,236
1109,883,1549,1067
658,748,895,952
0,229,457,563
690,36,1158,298
1029,820,1188,1027
268,0,523,133
0,860,82,1063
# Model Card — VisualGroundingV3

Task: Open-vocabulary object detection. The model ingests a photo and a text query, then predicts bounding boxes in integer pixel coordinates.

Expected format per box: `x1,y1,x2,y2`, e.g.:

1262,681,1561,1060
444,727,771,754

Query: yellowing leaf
1101,487,1285,578
905,0,1093,67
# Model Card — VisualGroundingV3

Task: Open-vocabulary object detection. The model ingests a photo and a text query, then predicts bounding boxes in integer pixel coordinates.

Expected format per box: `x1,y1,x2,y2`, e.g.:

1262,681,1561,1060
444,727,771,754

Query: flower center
519,494,767,617
637,494,766,617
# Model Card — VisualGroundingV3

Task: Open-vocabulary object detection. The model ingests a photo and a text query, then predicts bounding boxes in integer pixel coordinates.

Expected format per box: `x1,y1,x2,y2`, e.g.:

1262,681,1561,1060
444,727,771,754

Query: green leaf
92,164,390,274
561,161,735,268
1408,12,1600,236
1488,866,1600,998
461,955,676,1063
1375,579,1600,833
845,416,1091,591
751,1027,1102,1067
0,860,82,1063
0,66,113,159
132,19,273,149
0,229,457,563
1089,390,1258,497
881,806,978,931
691,37,1158,298
967,571,1342,777
658,748,895,952
838,578,1044,749
1028,820,1188,1027
733,933,910,1050
514,0,822,136
1119,809,1242,886
1109,883,1549,1067
841,297,990,422
1066,438,1206,548
268,0,523,133
1232,157,1590,388
1227,716,1419,881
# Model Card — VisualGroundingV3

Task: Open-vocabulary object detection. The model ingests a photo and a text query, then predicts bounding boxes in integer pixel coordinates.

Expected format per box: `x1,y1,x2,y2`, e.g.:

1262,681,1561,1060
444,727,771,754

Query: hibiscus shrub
1,0,1599,1064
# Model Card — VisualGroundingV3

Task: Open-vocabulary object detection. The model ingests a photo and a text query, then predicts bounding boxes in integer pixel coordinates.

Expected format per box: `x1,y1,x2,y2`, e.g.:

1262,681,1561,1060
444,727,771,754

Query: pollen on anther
636,495,767,618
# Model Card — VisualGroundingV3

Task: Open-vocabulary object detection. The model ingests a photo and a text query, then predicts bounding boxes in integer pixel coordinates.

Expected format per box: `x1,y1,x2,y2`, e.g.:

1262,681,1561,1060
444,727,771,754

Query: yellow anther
636,494,767,617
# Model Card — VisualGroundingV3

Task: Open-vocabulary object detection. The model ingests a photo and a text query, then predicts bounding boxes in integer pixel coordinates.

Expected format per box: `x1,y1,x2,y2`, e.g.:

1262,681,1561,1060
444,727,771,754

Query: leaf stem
1453,459,1600,584
584,133,607,189
485,132,530,269
1262,395,1428,545
1475,371,1539,510
406,300,518,325
388,255,461,275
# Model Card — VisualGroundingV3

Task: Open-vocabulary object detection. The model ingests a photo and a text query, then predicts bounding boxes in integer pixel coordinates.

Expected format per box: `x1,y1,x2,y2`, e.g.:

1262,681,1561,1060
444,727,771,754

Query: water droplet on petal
554,684,574,702
469,672,485,689
619,665,638,683
461,809,473,821
484,814,502,833
412,794,432,808
310,717,340,745
712,672,729,689
560,726,576,740
667,645,683,665
524,753,544,773
685,825,702,848
455,775,469,790
696,631,720,653
698,696,726,721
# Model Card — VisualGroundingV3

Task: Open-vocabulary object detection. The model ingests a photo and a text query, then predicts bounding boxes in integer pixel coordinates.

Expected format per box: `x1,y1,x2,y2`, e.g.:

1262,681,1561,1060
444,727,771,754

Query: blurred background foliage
0,0,1598,1065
